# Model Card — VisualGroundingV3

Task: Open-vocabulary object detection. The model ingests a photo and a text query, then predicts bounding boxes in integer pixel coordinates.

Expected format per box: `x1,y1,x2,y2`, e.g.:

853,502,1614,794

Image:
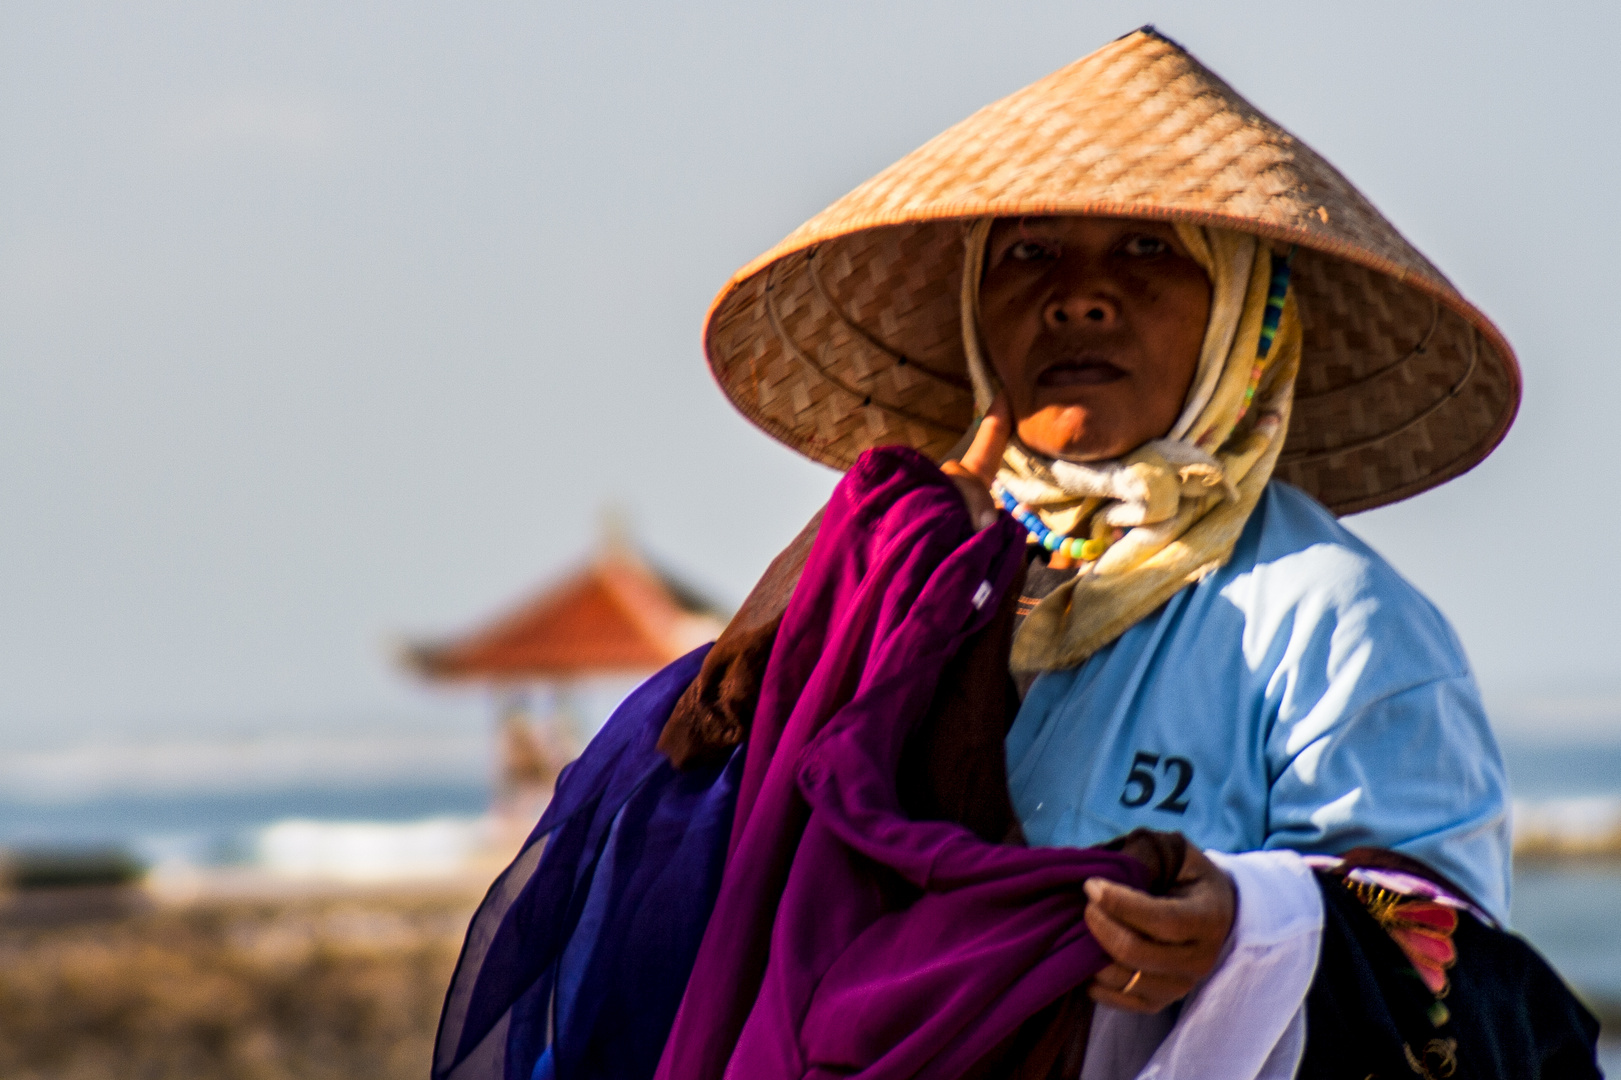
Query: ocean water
1500,738,1621,800
0,780,491,866
1501,735,1621,1067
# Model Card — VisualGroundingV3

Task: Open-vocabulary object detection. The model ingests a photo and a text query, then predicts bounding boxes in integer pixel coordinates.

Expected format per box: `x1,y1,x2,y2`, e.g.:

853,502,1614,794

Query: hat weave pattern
704,28,1519,514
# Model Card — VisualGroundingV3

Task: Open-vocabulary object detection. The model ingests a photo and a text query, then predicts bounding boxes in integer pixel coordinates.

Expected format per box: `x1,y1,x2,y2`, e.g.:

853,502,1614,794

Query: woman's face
978,216,1212,462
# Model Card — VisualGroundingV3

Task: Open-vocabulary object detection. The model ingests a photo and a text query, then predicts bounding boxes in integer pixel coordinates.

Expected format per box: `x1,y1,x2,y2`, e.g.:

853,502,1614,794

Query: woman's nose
1043,279,1121,330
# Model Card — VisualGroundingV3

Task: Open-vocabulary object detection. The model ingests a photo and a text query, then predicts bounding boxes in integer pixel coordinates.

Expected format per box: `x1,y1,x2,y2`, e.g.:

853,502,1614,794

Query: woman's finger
1084,858,1235,954
1086,878,1199,945
1087,963,1191,1015
958,394,1012,484
1083,896,1208,981
941,393,1012,531
939,467,998,532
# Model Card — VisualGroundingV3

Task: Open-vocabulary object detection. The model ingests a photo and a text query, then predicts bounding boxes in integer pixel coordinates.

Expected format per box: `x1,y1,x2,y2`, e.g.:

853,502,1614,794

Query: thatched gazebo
405,532,729,826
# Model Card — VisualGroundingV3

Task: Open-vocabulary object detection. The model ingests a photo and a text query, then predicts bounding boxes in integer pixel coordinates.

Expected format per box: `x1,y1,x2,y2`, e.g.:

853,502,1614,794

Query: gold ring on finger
1122,969,1144,996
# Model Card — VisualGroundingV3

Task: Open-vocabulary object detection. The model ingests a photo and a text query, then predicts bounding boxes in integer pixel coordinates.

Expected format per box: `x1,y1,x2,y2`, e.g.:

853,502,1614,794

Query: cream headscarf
959,218,1304,672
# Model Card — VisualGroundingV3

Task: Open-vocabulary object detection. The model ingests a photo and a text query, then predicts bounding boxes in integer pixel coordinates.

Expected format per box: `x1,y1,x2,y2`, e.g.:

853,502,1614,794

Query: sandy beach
0,880,483,1080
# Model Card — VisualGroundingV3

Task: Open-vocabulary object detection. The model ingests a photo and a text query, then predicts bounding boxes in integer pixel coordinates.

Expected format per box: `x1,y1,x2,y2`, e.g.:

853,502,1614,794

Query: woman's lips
1035,358,1127,387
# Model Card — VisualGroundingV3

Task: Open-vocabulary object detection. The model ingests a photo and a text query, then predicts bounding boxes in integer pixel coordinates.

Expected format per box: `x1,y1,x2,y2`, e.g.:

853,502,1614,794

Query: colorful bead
992,483,1116,563
1256,249,1294,359
1236,253,1295,424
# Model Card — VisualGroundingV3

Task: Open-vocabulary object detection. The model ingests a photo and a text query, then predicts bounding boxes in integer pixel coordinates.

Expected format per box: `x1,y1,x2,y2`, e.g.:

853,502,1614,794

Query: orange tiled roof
407,545,729,682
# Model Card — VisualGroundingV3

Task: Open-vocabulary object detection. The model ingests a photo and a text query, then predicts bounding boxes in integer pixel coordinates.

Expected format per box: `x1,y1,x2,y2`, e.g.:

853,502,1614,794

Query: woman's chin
1016,428,1126,463
1016,402,1167,462
1012,413,1104,459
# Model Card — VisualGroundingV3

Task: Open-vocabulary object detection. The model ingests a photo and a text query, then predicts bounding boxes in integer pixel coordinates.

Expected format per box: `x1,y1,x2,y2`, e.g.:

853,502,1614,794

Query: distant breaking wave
1514,796,1621,859
0,733,489,802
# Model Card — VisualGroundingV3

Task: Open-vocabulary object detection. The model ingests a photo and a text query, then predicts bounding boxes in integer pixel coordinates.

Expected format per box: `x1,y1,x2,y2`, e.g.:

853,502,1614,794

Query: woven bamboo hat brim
703,27,1519,515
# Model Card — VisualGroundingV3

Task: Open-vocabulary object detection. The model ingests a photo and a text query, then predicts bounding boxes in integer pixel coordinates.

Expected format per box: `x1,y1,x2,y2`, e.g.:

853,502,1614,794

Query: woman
435,28,1599,1080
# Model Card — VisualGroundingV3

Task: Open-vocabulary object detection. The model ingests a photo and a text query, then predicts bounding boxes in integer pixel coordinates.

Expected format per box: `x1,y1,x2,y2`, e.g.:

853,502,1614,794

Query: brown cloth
656,509,820,770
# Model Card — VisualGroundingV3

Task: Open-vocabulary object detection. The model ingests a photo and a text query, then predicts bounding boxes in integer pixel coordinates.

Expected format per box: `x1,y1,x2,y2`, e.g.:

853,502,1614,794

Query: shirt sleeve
1264,673,1512,923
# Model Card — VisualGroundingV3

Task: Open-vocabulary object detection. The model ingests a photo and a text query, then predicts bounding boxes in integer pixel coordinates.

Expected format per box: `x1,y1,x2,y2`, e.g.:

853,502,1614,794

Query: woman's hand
940,395,1012,532
1083,846,1236,1014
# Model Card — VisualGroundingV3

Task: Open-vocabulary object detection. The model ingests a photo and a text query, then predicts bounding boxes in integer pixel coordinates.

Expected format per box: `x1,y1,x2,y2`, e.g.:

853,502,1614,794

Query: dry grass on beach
0,885,480,1080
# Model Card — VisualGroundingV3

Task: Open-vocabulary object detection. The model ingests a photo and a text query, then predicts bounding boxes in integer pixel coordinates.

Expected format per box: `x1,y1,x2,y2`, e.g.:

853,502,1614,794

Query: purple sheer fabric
432,645,742,1080
656,447,1152,1080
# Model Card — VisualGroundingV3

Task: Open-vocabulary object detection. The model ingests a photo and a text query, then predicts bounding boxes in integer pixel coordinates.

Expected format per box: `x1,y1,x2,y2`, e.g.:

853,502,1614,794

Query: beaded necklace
1232,249,1294,425
992,484,1116,562
995,247,1295,565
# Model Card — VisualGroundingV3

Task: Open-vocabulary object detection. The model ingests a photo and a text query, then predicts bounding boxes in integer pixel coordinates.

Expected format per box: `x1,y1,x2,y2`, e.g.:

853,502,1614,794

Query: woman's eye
1122,235,1169,257
1007,240,1058,262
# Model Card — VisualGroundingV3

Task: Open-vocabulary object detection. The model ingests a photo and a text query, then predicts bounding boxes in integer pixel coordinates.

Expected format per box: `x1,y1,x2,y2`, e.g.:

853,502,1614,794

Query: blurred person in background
432,28,1601,1080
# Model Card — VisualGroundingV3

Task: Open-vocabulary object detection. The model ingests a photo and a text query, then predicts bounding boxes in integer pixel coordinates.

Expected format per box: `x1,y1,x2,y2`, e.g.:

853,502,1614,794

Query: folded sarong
657,447,1153,1080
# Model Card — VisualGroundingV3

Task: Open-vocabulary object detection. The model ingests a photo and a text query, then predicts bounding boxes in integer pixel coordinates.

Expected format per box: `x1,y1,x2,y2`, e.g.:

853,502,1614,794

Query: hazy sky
3,1,1618,755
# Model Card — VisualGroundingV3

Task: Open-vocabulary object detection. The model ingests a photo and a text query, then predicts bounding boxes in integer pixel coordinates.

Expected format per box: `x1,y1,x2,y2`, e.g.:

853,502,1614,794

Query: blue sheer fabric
433,644,742,1080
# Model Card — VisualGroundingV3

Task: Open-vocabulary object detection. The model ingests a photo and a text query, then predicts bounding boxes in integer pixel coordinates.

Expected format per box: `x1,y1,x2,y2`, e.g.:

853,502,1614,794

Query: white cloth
1081,849,1325,1080
996,440,1233,530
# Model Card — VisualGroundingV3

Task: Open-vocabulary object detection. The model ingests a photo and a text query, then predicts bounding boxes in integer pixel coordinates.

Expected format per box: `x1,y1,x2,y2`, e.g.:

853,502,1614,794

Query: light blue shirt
1006,482,1512,923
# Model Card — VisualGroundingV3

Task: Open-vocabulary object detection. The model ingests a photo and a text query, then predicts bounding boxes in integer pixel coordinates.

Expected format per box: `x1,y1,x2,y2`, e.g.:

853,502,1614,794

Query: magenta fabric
655,447,1153,1080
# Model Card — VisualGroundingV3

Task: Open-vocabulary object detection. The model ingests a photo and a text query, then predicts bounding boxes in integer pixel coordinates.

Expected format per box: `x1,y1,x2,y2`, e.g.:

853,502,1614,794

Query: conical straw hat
703,27,1519,515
